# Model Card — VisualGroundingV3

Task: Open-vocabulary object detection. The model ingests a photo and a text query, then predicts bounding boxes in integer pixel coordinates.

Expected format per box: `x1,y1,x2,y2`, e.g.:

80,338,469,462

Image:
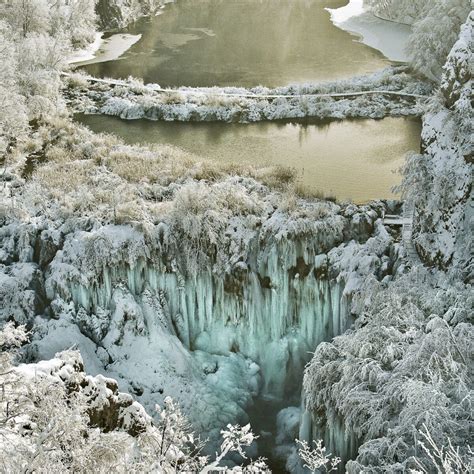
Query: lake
85,0,392,88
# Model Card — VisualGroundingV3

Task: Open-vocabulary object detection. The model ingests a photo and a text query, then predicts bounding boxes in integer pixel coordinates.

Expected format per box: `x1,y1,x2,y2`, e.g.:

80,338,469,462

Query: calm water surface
77,114,421,203
84,0,390,87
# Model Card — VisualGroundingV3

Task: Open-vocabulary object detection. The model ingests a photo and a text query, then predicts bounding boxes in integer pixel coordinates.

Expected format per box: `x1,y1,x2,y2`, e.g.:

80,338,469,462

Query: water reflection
84,0,390,87
76,115,421,203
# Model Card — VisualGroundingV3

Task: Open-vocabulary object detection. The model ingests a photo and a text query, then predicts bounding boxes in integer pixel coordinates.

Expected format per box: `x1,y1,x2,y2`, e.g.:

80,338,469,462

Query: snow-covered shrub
1,327,136,472
0,322,268,473
167,179,267,273
414,424,473,473
296,439,341,473
67,67,430,123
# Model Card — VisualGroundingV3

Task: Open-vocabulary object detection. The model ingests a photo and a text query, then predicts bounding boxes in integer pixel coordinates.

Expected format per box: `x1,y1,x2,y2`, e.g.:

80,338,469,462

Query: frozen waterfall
60,242,352,399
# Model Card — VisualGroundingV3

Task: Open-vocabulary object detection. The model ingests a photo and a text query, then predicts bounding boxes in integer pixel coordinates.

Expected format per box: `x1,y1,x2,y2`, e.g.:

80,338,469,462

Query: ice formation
1,183,395,455
43,202,385,399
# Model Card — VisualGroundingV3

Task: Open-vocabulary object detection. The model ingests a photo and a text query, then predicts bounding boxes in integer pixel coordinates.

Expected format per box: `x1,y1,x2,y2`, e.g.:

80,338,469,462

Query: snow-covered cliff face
403,13,473,277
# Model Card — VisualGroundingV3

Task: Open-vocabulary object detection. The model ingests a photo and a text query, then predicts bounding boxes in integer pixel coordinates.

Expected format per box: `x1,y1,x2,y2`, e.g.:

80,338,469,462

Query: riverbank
68,32,142,66
64,67,430,123
327,0,412,62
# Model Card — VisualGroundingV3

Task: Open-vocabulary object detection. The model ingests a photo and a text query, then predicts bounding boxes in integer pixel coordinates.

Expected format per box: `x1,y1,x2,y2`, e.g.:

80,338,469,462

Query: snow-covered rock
96,0,168,30
17,350,153,436
402,13,473,276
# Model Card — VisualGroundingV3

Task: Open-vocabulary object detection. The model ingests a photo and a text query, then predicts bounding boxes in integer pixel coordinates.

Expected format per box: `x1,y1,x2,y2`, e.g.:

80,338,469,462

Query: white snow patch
67,33,103,64
70,33,142,66
327,0,412,63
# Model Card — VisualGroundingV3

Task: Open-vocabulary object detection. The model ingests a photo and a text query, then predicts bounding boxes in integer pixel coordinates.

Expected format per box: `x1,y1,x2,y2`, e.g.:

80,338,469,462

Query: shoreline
67,3,171,66
67,32,103,64
326,0,412,63
68,33,142,66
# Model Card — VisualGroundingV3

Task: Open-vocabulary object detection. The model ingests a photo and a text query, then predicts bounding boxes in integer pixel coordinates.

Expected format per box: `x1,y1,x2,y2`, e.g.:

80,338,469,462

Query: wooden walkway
62,72,427,100
401,200,421,265
382,215,411,226
384,201,421,266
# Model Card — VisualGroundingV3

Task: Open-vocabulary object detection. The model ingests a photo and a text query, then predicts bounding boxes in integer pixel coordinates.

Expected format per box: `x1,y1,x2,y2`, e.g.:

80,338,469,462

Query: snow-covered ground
68,33,142,66
67,32,104,64
327,0,412,62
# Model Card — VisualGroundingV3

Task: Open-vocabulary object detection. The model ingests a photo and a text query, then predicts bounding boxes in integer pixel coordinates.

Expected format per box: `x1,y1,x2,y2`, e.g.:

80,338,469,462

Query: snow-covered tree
364,0,427,24
1,0,97,44
49,0,97,48
0,22,28,155
1,0,50,37
303,270,473,473
365,0,471,81
296,439,341,473
407,0,471,80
